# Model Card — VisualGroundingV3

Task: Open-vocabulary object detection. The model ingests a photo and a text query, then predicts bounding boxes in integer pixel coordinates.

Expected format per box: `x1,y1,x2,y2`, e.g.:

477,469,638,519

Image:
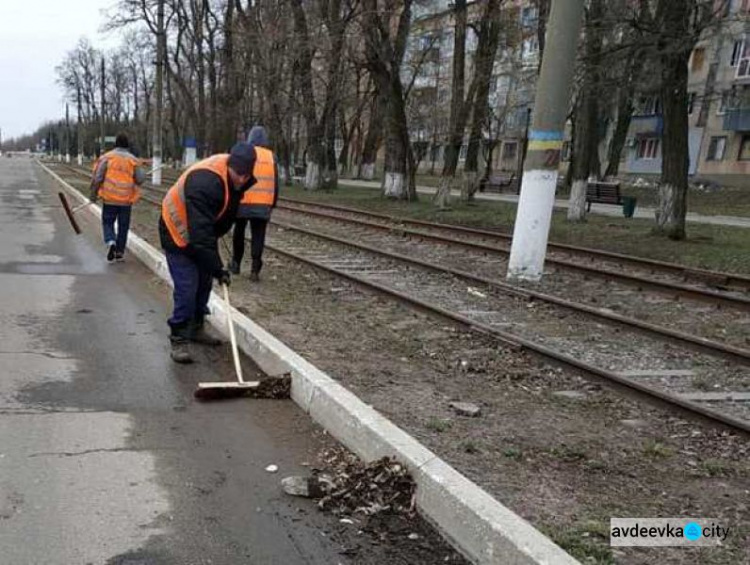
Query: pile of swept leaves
315,450,417,518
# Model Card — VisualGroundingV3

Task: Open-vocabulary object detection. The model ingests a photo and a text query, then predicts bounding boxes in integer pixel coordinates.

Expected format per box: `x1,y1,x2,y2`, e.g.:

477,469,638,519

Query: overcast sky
0,0,121,140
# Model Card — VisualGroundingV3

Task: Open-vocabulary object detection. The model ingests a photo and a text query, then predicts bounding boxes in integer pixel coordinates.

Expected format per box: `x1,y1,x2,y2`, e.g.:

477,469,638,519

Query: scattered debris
249,374,292,399
281,475,330,498
449,401,482,418
466,287,487,299
553,390,588,400
265,464,279,473
408,533,420,540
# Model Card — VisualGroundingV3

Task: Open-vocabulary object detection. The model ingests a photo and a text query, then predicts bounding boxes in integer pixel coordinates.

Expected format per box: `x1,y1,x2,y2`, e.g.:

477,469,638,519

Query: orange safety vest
98,150,141,205
161,154,231,248
239,147,276,207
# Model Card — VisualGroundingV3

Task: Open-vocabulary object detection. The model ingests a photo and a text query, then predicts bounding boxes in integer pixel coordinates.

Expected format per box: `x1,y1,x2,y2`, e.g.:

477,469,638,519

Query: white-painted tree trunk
383,171,406,199
305,161,322,190
656,183,677,229
361,162,376,181
507,169,559,281
77,154,83,166
461,171,479,202
152,156,162,186
65,154,71,163
434,177,452,209
567,179,588,222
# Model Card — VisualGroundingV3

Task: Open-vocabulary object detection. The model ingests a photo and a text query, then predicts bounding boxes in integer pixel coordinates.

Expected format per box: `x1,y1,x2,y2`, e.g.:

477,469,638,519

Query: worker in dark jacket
228,126,279,281
159,142,256,363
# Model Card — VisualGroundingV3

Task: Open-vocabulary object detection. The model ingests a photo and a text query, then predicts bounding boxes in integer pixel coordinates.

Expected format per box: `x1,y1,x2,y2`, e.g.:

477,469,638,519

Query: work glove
215,269,231,287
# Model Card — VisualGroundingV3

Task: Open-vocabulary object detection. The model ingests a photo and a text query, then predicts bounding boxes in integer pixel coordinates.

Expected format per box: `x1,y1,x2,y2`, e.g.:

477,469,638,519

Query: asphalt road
0,157,368,565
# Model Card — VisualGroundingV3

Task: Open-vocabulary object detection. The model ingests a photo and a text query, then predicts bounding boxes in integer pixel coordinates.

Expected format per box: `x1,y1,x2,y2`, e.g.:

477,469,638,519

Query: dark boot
228,259,240,275
169,323,193,363
249,271,260,282
191,319,223,346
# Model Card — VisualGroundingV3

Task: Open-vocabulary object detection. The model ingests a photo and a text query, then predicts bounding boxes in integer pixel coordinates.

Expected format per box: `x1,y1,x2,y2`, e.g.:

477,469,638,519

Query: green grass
542,521,614,565
280,183,750,275
425,418,453,433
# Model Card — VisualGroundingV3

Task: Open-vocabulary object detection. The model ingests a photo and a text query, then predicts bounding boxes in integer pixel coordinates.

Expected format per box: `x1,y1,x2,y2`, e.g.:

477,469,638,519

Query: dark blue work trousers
101,204,132,253
166,251,213,329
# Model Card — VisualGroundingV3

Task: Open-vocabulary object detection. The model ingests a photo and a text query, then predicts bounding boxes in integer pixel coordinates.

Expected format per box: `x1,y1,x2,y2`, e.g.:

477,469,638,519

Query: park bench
479,172,516,193
585,180,622,211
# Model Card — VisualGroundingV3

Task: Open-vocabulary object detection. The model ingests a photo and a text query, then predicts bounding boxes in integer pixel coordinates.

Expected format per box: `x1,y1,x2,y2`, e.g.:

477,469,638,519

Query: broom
58,192,92,234
194,282,260,400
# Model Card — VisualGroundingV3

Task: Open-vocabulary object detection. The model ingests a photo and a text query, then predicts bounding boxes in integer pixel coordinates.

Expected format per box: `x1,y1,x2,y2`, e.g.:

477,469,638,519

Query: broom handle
72,201,93,213
223,283,244,383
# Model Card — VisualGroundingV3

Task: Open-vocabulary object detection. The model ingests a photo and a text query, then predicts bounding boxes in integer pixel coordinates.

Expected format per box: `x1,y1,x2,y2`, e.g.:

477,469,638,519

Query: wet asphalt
0,157,362,565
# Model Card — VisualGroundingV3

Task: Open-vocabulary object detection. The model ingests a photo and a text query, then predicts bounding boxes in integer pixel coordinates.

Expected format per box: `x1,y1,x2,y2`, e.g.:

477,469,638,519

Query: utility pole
65,103,71,163
507,0,584,282
152,0,165,186
77,86,84,165
100,56,106,157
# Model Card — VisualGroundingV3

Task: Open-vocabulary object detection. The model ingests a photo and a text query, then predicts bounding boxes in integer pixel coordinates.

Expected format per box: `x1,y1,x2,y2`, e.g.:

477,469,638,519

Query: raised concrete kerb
38,161,581,565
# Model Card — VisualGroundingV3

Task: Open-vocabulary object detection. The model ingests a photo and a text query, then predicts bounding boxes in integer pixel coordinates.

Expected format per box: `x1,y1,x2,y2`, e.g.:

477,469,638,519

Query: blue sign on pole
183,137,197,148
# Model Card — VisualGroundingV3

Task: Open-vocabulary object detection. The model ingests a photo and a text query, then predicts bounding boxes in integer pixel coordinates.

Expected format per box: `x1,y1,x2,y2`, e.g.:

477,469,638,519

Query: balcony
630,114,663,136
723,108,750,131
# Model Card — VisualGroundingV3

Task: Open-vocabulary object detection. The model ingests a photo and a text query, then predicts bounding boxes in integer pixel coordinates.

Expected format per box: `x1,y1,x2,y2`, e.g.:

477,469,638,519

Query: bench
479,172,516,193
586,181,622,211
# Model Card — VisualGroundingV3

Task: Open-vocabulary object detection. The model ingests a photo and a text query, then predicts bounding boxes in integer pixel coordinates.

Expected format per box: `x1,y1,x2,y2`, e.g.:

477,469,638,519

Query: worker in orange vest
159,142,256,363
228,126,279,282
90,133,145,262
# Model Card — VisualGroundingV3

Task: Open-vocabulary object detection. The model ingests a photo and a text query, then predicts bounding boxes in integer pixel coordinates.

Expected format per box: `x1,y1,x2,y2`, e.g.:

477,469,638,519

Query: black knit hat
228,142,254,175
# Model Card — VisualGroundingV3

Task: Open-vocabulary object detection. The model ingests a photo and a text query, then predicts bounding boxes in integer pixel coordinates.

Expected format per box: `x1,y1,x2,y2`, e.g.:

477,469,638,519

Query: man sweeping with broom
159,142,256,364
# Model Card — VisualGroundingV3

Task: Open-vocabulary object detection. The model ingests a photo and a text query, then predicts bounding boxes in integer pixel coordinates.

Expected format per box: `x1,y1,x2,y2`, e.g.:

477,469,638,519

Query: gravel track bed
276,207,750,351
54,168,750,564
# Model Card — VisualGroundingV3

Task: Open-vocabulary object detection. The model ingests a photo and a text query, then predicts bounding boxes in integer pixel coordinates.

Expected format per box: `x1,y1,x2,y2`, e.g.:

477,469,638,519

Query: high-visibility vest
161,154,231,248
239,147,276,208
98,150,141,205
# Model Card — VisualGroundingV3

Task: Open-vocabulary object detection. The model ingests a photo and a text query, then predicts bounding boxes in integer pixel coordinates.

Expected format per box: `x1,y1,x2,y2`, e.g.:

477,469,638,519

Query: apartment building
407,0,750,187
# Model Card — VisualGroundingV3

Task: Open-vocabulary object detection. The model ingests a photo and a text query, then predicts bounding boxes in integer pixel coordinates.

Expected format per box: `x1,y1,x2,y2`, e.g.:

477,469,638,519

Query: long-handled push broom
194,283,260,400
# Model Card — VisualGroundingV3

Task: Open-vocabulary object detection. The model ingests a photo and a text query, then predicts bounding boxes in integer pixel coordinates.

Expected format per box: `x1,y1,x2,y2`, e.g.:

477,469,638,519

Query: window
737,40,750,78
521,6,538,28
731,39,743,66
638,95,662,116
522,37,539,60
459,144,468,160
687,92,696,114
430,144,441,162
717,91,731,115
502,141,518,160
707,136,727,161
691,47,706,72
739,135,750,160
636,138,660,160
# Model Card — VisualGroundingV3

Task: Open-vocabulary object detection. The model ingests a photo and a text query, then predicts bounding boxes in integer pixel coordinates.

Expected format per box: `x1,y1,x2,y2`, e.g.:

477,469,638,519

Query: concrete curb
41,161,581,565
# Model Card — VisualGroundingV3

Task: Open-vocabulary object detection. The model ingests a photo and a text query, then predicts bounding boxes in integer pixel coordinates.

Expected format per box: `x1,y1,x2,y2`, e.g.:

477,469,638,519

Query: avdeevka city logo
684,522,702,541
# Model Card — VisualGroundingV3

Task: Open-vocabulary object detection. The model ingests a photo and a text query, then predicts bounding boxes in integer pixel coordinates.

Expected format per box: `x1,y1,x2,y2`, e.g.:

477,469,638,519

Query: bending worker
90,133,145,262
228,126,279,281
159,142,256,364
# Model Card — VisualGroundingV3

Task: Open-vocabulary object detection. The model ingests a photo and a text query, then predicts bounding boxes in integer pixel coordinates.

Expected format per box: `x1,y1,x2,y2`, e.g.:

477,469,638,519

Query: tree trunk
654,0,691,240
435,0,468,209
462,0,502,202
604,89,634,177
656,54,690,239
290,0,325,190
567,0,603,222
359,92,384,180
